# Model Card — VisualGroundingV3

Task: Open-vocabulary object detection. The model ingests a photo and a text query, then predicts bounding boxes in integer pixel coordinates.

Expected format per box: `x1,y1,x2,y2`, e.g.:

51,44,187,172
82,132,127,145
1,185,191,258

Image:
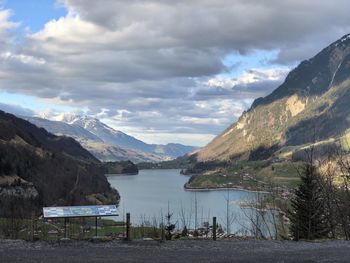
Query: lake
107,169,271,235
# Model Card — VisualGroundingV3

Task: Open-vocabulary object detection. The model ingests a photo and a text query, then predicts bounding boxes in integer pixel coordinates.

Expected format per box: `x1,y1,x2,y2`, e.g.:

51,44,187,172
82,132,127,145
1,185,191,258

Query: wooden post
95,217,98,237
161,224,165,241
64,218,67,238
213,217,217,241
82,218,85,239
30,211,35,241
126,213,131,241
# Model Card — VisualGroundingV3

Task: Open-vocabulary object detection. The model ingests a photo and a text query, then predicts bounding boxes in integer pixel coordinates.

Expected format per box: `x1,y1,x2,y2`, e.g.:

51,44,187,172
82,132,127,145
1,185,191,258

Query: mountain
0,110,119,217
55,113,198,158
80,140,169,163
25,116,169,163
153,143,198,158
194,33,350,163
27,113,197,162
25,117,103,143
55,113,154,152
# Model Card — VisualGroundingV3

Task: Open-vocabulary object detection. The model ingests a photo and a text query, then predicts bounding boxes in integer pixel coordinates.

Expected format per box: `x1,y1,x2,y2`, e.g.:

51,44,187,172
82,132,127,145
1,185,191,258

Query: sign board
43,205,118,218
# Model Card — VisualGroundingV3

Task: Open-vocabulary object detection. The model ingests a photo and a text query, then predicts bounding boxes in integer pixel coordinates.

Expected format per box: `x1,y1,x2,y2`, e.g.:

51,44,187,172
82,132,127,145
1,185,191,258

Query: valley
2,2,350,262
1,27,350,246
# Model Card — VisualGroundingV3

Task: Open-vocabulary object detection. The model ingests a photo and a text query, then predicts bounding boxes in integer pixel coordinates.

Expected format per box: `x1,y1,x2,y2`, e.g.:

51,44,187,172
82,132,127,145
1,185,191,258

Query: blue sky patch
2,0,66,32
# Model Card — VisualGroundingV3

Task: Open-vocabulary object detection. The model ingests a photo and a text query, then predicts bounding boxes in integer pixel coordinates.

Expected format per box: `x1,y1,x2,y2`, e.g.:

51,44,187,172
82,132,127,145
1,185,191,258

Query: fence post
126,213,131,241
95,216,98,237
213,217,217,241
161,223,165,241
30,211,35,241
64,218,67,238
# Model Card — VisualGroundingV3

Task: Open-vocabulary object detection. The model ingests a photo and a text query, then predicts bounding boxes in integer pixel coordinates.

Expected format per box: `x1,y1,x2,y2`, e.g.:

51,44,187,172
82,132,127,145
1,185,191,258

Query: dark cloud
59,0,350,63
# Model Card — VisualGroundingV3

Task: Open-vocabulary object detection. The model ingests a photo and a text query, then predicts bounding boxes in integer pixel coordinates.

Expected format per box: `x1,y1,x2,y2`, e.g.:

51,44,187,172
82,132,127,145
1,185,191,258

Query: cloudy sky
0,0,349,146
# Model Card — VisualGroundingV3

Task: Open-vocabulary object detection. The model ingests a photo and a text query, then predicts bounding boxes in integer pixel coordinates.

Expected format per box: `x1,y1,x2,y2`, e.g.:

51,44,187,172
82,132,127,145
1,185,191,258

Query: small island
102,160,139,175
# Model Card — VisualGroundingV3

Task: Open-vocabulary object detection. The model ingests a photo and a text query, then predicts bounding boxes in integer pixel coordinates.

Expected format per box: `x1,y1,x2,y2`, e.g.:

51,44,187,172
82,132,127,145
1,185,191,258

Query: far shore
184,185,270,194
105,173,138,176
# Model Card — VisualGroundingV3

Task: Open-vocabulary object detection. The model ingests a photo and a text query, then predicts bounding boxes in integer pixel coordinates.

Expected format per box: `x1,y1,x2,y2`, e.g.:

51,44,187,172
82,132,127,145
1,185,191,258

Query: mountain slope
195,33,350,162
81,140,169,163
0,110,119,216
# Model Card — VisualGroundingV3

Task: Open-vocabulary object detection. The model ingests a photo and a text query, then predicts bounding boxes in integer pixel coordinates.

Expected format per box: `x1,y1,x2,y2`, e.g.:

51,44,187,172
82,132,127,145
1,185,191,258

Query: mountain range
25,113,197,163
193,33,350,164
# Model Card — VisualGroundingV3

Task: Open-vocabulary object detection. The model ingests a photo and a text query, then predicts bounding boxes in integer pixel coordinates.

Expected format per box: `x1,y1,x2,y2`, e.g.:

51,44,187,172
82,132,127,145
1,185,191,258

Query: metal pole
213,217,217,241
126,213,131,241
95,217,98,237
195,192,198,232
226,189,230,234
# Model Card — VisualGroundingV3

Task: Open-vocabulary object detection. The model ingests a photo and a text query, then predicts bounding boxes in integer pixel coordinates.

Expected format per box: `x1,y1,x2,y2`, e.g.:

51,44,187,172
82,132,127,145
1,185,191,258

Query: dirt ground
1,239,350,262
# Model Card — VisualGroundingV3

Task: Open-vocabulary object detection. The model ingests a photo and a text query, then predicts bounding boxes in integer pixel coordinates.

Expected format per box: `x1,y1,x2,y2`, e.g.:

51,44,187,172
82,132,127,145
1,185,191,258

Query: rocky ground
1,239,350,262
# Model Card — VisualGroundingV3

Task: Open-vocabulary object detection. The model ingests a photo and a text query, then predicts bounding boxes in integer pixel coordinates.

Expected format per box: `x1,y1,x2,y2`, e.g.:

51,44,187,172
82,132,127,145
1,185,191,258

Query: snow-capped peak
52,113,102,128
53,112,82,124
52,113,123,135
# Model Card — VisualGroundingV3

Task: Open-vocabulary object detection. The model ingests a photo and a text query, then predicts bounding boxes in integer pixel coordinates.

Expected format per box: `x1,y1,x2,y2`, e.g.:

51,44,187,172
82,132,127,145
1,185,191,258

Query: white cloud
0,1,350,145
0,9,19,52
0,52,46,65
0,9,18,32
206,67,290,89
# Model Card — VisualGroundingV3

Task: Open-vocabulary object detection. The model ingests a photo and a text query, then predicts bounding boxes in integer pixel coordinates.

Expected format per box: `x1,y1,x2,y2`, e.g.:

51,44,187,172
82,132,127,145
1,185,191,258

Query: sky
0,1,349,146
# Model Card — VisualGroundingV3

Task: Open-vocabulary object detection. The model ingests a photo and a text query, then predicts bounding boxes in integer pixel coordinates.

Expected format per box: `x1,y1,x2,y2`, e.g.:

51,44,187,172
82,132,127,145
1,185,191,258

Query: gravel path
1,239,350,262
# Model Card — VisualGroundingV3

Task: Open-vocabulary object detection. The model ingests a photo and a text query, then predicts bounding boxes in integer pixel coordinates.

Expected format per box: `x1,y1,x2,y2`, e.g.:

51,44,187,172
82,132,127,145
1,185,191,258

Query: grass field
187,161,302,190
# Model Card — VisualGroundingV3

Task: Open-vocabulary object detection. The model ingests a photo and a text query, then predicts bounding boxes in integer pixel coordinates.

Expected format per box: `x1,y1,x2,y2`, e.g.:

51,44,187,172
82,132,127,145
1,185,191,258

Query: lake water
107,169,270,235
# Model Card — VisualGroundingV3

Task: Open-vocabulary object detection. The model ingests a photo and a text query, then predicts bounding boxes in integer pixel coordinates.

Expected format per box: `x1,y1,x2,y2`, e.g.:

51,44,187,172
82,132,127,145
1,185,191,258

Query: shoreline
184,185,270,194
105,172,138,176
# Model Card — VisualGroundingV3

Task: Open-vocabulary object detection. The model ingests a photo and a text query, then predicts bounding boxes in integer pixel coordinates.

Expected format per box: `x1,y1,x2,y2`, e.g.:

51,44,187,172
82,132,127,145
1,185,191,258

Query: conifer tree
289,163,329,240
